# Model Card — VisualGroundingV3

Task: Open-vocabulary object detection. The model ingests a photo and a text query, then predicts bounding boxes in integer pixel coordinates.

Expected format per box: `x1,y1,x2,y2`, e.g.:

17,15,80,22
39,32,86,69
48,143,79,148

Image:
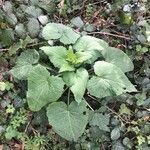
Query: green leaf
42,23,80,44
10,49,39,80
9,41,22,56
40,46,67,68
63,68,89,103
75,51,92,64
38,2,56,13
5,126,20,140
27,65,64,111
74,35,108,63
74,35,108,52
89,113,110,132
0,82,6,91
137,135,146,145
40,46,91,72
119,104,131,115
46,101,88,141
40,46,74,72
0,28,14,46
102,47,134,72
123,137,133,149
9,36,35,56
87,61,136,98
65,48,92,65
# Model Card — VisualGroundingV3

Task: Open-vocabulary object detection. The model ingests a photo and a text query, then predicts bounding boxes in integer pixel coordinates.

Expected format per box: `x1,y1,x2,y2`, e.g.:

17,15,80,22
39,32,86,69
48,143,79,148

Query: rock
3,1,13,13
15,23,26,38
70,16,84,28
6,13,18,26
123,4,131,12
25,6,43,18
27,18,40,38
38,15,49,25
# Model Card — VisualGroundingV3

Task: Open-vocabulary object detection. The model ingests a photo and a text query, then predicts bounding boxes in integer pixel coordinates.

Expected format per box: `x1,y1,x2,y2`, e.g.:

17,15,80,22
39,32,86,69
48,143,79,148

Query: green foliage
63,68,89,103
0,82,6,91
21,133,48,150
0,0,149,149
136,44,149,54
119,104,131,115
0,28,14,46
6,104,15,114
10,23,137,141
40,46,91,72
10,49,39,80
27,64,64,111
87,61,136,98
89,113,110,132
102,47,134,72
5,108,28,140
47,101,88,141
42,23,80,44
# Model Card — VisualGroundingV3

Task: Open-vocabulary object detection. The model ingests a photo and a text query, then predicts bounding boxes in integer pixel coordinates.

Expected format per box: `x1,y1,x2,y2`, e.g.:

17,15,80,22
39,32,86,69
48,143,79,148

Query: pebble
38,15,49,25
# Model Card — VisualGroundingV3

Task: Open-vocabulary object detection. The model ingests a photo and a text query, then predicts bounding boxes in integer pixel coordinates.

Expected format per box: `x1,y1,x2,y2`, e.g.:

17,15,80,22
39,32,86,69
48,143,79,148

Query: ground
0,0,150,150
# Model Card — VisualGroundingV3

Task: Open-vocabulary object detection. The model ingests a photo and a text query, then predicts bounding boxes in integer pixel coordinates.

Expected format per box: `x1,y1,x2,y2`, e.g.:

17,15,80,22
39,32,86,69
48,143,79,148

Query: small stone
123,4,131,12
27,18,40,38
38,15,49,25
0,126,4,133
84,23,96,32
139,5,146,12
6,13,18,26
25,6,43,18
23,0,29,4
71,16,84,28
15,23,26,38
1,100,8,108
3,1,13,13
48,40,54,46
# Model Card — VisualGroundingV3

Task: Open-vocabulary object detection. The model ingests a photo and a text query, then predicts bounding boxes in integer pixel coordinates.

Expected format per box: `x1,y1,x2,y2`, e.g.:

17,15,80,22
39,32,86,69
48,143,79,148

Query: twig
0,48,9,52
0,41,46,52
67,89,70,107
61,87,68,96
106,106,131,124
80,0,88,14
87,94,97,100
84,99,94,111
81,0,88,9
24,121,31,133
143,42,150,46
88,32,132,40
27,41,46,48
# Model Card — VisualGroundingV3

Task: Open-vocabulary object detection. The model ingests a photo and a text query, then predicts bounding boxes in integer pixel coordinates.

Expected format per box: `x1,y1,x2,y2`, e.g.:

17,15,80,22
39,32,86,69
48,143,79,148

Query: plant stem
88,32,131,40
67,89,70,107
83,98,94,111
27,41,46,48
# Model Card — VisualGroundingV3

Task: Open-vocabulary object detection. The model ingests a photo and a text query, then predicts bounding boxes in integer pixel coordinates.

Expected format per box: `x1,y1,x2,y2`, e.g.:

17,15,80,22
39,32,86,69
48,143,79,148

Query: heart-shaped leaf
27,65,64,111
102,47,134,72
42,23,80,44
87,61,137,98
10,49,39,80
46,101,88,141
74,35,108,63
